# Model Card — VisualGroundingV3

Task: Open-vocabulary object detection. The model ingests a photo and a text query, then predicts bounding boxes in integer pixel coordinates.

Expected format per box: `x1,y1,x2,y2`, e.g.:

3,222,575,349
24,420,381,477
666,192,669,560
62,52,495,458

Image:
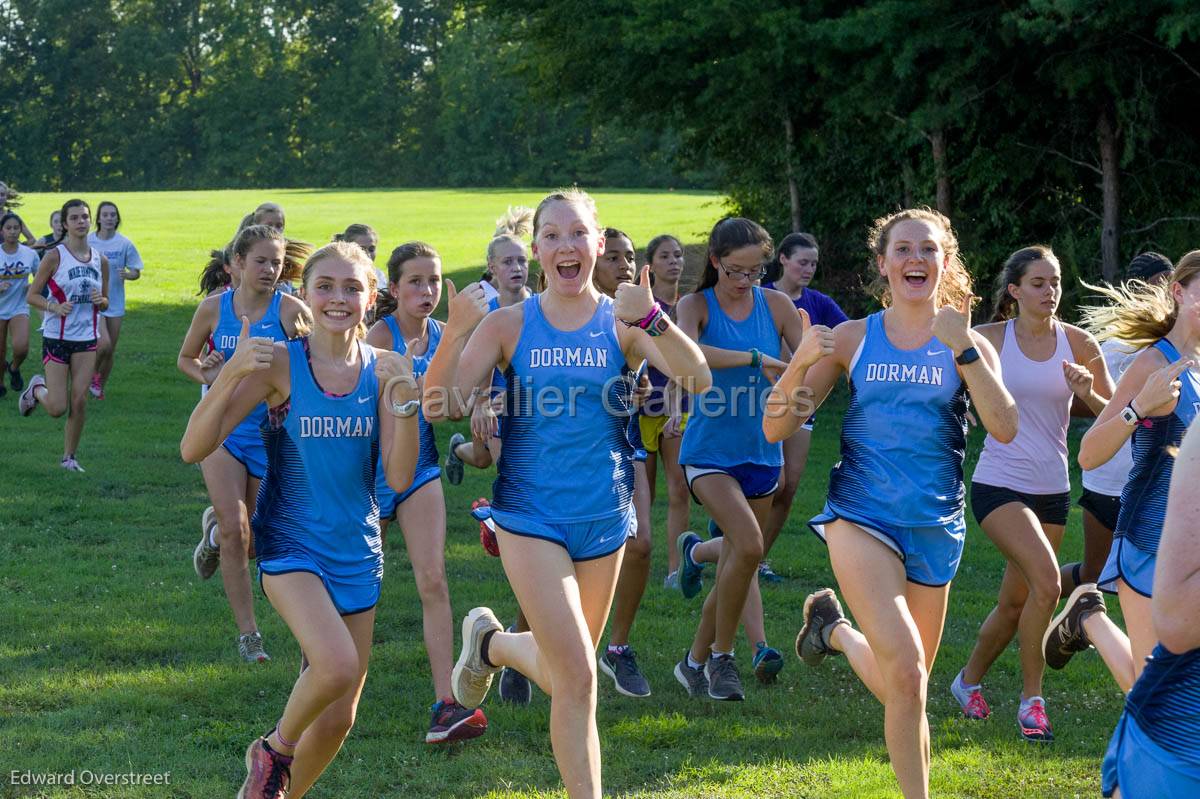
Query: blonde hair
301,241,379,339
238,202,286,232
532,188,600,236
487,206,533,263
867,207,972,311
1081,251,1200,347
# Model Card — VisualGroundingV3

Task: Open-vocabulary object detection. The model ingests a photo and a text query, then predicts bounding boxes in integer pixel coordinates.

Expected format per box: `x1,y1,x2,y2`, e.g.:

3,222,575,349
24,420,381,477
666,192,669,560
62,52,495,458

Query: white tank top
972,320,1074,494
1081,339,1139,496
42,243,102,342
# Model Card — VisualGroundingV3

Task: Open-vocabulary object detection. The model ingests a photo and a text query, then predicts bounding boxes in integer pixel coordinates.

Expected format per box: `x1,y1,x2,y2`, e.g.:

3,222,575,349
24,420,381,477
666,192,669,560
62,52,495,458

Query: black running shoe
599,647,651,698
797,588,847,666
1043,583,1105,670
673,655,709,698
498,666,532,705
7,365,23,391
705,654,744,701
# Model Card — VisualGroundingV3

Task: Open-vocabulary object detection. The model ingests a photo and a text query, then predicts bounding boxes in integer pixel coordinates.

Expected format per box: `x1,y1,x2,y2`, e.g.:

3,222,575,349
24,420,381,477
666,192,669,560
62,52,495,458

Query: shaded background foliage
4,0,1200,314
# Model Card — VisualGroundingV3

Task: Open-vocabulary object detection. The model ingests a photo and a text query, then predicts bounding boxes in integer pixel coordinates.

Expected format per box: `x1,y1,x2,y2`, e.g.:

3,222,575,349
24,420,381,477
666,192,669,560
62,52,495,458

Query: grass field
0,188,1123,798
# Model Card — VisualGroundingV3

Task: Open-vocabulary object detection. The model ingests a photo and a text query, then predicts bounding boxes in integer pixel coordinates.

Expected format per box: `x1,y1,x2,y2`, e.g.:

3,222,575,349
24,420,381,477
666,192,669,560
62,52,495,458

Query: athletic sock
686,546,699,568
607,644,629,655
686,653,704,670
480,629,497,668
1020,695,1044,714
954,669,980,692
710,648,733,660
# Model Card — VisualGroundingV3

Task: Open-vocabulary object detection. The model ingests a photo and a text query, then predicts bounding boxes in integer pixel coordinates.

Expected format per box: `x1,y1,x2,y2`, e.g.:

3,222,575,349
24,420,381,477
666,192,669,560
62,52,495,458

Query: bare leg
660,434,690,574
1061,505,1115,594
9,314,28,371
762,428,811,555
96,315,122,385
200,448,259,636
64,350,96,456
608,462,651,646
1083,580,1154,693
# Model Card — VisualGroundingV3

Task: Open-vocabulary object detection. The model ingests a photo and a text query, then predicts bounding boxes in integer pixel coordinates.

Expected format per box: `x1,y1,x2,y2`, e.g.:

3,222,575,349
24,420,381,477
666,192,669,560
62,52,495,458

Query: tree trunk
1098,109,1121,283
930,127,951,216
782,113,801,232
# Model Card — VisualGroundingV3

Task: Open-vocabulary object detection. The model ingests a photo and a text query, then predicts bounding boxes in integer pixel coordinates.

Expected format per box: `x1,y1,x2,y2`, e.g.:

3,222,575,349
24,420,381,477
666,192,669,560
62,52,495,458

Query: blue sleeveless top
492,294,634,522
1125,643,1200,767
253,338,383,581
1117,339,1200,555
828,311,969,526
211,290,285,438
374,316,442,507
678,287,781,469
486,297,508,397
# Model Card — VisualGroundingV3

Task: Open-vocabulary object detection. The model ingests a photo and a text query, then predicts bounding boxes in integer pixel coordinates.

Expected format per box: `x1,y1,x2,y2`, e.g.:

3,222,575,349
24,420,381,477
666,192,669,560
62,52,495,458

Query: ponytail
1082,252,1200,347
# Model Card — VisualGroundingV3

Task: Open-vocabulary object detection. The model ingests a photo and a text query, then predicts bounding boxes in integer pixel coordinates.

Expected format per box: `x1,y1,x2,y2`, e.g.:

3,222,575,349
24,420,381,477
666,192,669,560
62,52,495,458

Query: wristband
625,303,663,330
645,309,670,337
955,346,980,366
750,348,762,369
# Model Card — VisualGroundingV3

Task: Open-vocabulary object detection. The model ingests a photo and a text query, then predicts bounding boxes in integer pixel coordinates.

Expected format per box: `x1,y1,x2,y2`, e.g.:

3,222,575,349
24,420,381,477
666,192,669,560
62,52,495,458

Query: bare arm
373,347,421,493
1065,326,1113,417
958,332,1018,444
177,297,220,384
26,249,59,311
1152,423,1200,653
616,271,711,394
764,316,852,442
422,280,494,422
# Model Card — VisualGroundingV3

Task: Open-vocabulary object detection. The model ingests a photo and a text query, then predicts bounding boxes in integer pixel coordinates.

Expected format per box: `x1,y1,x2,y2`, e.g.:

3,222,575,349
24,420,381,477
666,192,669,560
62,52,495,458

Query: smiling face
595,234,636,296
489,239,529,293
306,256,373,335
781,246,819,288
1010,258,1062,319
650,237,684,284
531,199,603,297
389,255,442,320
877,219,947,306
234,239,285,293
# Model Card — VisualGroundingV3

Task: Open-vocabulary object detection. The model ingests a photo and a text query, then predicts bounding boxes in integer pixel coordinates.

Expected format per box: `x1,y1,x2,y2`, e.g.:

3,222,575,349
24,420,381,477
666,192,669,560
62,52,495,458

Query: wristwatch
1120,402,1143,427
955,346,981,366
647,312,671,337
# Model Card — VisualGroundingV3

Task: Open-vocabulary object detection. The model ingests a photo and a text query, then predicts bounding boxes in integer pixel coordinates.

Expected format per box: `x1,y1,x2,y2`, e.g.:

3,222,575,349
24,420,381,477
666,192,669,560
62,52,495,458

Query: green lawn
0,189,1121,798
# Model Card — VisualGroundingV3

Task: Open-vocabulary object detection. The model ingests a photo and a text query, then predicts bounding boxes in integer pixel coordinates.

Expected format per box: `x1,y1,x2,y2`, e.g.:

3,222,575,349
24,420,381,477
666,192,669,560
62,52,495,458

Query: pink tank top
972,320,1074,493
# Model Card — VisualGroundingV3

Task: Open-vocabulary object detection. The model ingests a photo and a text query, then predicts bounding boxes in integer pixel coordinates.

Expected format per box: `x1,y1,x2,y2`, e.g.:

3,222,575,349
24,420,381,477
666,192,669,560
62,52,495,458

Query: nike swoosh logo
260,323,274,329
926,349,943,356
590,330,605,338
358,396,372,404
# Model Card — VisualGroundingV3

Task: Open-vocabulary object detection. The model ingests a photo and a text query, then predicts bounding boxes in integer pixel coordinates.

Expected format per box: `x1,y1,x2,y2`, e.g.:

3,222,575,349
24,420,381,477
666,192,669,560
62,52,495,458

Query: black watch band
955,346,981,366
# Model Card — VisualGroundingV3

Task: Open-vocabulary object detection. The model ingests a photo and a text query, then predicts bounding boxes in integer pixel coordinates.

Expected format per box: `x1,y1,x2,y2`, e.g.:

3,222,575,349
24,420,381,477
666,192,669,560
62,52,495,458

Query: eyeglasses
719,260,766,282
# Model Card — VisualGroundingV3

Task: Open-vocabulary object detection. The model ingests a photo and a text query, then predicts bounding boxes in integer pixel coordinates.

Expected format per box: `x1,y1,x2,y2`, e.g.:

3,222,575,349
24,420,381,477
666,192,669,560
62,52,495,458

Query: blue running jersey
253,338,382,581
492,294,635,522
211,290,285,440
828,311,969,527
1125,644,1200,768
1116,339,1199,556
486,296,508,397
375,316,441,511
679,287,781,469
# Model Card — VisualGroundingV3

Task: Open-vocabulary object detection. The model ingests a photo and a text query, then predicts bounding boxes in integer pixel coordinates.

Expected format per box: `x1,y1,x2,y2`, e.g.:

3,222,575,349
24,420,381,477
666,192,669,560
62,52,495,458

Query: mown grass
0,189,1121,798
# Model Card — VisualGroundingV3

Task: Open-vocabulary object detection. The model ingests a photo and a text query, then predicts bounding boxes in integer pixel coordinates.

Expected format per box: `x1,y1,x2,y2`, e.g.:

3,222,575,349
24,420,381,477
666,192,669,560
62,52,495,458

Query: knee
551,648,597,701
626,533,651,562
311,702,358,742
310,652,361,699
728,534,763,566
70,393,87,416
14,343,27,358
413,564,449,603
1027,568,1062,609
883,658,928,705
996,596,1024,625
44,400,67,418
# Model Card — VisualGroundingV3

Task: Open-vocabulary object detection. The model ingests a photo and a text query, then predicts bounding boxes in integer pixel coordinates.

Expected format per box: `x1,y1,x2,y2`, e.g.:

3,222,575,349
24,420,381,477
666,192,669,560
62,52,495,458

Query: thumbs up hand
444,279,489,338
615,265,656,326
228,316,276,378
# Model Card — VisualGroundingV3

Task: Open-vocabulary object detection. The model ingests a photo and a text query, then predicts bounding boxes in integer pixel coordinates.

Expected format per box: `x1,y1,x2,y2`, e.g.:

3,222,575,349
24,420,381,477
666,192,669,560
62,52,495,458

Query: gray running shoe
194,506,221,579
673,655,709,698
445,432,466,485
705,654,744,701
452,607,503,708
238,632,270,663
599,647,651,698
663,570,679,590
1043,583,1106,670
796,588,847,666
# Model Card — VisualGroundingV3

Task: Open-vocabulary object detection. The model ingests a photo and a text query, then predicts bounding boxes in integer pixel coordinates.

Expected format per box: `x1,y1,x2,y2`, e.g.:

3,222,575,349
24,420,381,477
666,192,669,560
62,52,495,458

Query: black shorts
42,337,97,365
970,482,1070,527
1078,488,1122,532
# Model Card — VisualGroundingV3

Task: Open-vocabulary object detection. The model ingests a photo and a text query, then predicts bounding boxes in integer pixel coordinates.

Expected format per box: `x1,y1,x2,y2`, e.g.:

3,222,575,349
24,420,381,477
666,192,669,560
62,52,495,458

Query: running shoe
471,498,500,557
677,532,704,599
705,654,744,701
445,432,466,485
758,561,783,584
1017,697,1054,743
60,456,85,473
426,698,488,743
1043,583,1105,670
194,506,221,579
673,655,709,698
18,374,44,416
7,365,22,391
89,373,103,399
752,643,784,684
796,588,847,666
950,669,991,720
452,607,502,708
498,666,532,705
708,518,724,538
663,570,679,590
238,632,271,663
599,647,651,698
237,737,291,799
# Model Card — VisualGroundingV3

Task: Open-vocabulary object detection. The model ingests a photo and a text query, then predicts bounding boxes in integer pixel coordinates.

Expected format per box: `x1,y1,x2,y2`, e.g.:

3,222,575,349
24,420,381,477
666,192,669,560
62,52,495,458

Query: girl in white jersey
88,201,144,399
18,199,109,472
951,246,1111,742
767,208,1018,799
0,212,37,397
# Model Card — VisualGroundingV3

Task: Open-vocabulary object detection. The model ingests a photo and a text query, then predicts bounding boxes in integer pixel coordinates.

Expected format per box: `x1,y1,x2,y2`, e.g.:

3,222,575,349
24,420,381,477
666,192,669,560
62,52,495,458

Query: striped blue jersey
1117,339,1200,555
1125,644,1200,767
678,287,782,469
492,294,635,522
828,311,969,526
211,290,285,439
252,339,383,581
486,296,508,397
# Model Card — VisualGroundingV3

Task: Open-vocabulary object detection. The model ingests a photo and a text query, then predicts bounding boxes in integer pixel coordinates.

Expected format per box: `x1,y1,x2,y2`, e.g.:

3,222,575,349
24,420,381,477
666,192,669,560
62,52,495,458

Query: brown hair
532,188,599,236
866,207,972,311
695,217,773,292
991,245,1059,321
1081,252,1200,347
238,202,285,233
226,224,310,289
374,241,440,319
301,241,379,339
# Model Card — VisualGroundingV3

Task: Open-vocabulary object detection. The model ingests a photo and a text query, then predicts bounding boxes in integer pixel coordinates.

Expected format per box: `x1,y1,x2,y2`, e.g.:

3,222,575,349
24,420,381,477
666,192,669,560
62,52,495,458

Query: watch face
652,316,670,334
